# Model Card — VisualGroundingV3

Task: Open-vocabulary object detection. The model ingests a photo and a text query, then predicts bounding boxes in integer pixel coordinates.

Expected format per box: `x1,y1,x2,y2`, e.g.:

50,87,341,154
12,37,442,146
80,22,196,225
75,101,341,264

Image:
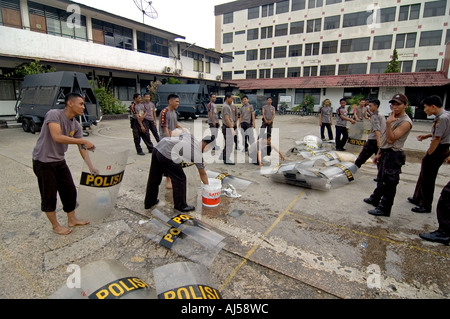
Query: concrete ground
0,114,449,300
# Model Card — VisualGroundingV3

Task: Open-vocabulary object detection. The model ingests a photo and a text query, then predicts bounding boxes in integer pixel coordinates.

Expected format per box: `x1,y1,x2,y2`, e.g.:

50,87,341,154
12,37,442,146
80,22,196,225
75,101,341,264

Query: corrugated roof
233,72,450,90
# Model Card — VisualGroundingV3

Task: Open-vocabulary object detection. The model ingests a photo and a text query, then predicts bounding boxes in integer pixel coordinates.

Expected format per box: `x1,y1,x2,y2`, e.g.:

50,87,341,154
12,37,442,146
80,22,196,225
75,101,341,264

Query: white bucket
202,178,222,207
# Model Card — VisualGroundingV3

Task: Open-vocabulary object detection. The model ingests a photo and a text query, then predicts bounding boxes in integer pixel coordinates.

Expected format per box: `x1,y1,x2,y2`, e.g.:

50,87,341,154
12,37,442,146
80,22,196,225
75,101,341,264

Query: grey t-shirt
144,101,156,121
159,107,178,136
32,109,82,162
240,104,254,124
367,111,386,140
336,107,348,127
433,110,450,144
156,133,205,170
380,114,412,151
132,102,146,119
262,104,275,121
320,106,332,124
222,102,235,128
207,102,218,124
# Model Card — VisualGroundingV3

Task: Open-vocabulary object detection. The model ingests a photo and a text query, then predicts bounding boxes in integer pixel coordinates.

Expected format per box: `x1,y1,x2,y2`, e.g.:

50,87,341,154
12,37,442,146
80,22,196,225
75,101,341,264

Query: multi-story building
215,0,450,116
0,0,227,116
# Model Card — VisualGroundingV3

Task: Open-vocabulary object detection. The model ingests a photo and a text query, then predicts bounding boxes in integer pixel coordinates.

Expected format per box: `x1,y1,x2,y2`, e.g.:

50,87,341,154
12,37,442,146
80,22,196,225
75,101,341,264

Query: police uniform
366,109,413,216
355,110,386,168
131,102,154,154
221,101,235,163
143,101,160,143
335,106,349,151
240,103,255,151
207,101,219,147
411,109,450,212
144,133,205,211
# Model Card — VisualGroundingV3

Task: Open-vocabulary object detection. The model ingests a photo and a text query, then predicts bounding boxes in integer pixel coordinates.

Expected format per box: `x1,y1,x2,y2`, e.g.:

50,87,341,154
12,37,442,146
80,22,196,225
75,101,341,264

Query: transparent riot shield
348,120,371,147
76,149,129,222
206,170,252,190
154,262,222,299
50,259,156,299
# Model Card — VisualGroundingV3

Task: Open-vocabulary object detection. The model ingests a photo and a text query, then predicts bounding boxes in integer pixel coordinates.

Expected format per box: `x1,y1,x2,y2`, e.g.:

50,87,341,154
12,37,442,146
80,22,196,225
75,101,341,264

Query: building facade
214,0,450,115
0,0,227,116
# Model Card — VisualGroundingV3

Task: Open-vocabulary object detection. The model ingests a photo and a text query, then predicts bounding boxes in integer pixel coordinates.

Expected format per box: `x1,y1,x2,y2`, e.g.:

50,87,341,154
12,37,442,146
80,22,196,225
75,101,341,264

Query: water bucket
202,178,221,207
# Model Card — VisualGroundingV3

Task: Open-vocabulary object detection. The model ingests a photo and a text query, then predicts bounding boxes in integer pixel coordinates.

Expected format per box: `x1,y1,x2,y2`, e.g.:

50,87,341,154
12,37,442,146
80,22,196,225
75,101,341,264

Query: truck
155,84,210,120
15,71,101,134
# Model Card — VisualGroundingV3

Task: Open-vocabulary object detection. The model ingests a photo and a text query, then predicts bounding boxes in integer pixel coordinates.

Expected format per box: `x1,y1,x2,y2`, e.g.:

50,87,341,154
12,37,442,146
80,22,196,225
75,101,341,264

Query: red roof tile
233,72,450,90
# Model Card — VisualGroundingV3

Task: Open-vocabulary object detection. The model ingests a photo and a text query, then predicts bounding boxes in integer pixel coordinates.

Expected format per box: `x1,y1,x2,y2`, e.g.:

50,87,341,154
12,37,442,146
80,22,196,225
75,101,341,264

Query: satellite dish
133,0,158,23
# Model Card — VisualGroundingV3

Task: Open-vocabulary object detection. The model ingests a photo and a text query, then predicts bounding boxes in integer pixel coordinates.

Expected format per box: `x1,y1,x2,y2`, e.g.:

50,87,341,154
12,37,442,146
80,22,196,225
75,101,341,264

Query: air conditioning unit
163,66,172,73
198,73,205,79
216,75,222,81
175,69,182,75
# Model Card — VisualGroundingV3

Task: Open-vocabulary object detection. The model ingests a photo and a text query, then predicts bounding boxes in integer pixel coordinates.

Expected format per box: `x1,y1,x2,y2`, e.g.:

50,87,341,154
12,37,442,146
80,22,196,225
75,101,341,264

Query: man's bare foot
53,225,72,235
68,219,90,227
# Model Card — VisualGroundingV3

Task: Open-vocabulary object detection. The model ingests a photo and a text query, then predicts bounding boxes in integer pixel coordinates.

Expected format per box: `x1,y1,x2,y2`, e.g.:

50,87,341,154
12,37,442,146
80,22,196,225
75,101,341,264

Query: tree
6,59,55,77
385,49,400,73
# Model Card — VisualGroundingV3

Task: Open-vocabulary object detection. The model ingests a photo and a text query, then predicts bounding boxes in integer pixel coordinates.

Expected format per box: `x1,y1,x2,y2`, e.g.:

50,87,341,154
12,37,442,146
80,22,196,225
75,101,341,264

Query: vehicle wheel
22,118,30,132
218,112,222,119
29,120,40,134
191,115,198,120
196,104,205,114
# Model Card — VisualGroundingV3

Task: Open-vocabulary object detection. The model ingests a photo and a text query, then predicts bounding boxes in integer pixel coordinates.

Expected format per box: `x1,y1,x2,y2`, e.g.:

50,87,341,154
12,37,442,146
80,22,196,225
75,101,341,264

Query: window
246,70,257,79
320,65,336,76
223,71,232,80
399,4,420,21
193,53,204,72
308,0,323,9
305,42,320,56
247,28,259,40
378,7,396,23
248,7,259,19
235,30,245,35
274,46,287,58
324,15,340,30
304,66,318,76
423,0,446,17
92,19,132,50
260,48,272,60
234,70,244,75
338,63,367,75
341,37,370,52
223,32,233,44
343,11,372,28
419,30,443,46
0,79,21,100
275,23,288,37
273,68,285,78
370,62,389,74
261,26,273,39
259,69,271,79
223,12,233,24
326,0,342,4
276,0,290,14
288,67,301,77
395,33,417,49
446,30,450,45
273,46,286,59
295,89,320,104
292,0,306,11
290,21,304,34
289,44,303,57
28,1,87,40
322,40,338,54
400,61,413,72
0,0,22,29
415,59,438,72
262,4,274,17
234,50,245,56
373,35,392,50
137,32,169,57
307,18,321,33
246,49,258,61
222,52,233,63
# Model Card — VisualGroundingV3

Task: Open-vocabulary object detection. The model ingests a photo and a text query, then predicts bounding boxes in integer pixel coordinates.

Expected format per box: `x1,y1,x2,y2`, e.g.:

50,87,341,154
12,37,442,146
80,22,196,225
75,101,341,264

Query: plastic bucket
202,178,221,207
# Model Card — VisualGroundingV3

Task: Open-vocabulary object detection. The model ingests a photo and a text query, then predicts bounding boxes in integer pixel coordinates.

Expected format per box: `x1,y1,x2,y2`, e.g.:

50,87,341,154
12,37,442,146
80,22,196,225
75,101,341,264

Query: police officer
409,95,450,213
207,93,220,150
144,130,214,212
142,92,160,144
261,97,275,155
130,93,154,155
364,94,413,217
239,95,255,152
221,92,236,165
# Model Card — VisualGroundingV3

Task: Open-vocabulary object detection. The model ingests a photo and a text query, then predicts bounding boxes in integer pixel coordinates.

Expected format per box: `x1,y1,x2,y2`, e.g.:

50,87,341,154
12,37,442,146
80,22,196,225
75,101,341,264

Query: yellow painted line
219,190,306,292
288,211,450,259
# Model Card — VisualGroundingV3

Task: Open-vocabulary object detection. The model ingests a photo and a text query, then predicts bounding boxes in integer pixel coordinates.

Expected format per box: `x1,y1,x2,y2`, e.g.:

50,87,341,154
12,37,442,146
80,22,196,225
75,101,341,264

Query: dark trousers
369,149,406,214
437,181,450,233
144,119,160,143
335,125,348,150
33,159,77,213
144,150,187,210
412,144,450,210
221,126,234,161
209,123,219,148
241,122,255,151
355,139,379,168
320,123,333,140
261,121,273,155
131,118,153,153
